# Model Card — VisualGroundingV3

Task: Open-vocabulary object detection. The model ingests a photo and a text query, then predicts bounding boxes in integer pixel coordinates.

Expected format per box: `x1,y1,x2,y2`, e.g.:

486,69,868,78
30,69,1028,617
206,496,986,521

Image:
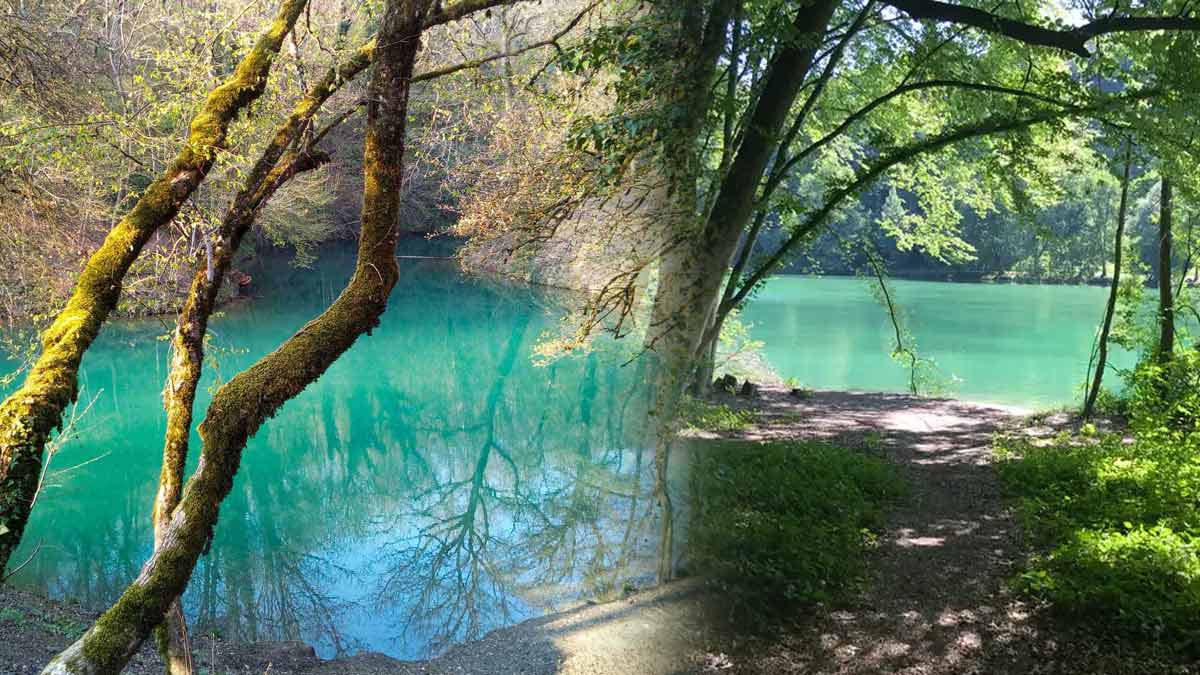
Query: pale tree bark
0,0,311,576
1083,139,1132,420
645,0,838,582
39,0,431,672
638,0,740,584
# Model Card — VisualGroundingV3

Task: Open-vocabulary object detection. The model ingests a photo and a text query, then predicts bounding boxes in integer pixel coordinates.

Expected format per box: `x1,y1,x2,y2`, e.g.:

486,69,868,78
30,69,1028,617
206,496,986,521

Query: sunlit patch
896,535,946,547
955,630,983,650
870,639,912,658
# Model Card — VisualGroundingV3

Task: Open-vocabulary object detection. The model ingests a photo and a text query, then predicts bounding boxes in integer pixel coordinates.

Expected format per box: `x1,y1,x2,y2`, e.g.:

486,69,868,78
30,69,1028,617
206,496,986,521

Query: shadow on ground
5,389,1179,674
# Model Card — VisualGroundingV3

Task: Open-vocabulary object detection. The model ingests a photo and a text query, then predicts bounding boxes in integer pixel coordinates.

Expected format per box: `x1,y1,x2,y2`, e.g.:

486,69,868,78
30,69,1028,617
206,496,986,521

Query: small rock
738,381,760,398
713,374,738,393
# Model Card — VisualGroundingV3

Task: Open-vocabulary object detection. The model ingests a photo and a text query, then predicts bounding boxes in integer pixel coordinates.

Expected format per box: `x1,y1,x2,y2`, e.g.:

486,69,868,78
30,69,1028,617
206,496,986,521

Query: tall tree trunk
691,208,770,392
638,0,739,584
645,0,838,582
1083,139,1132,420
39,2,428,672
0,0,310,577
1159,176,1175,363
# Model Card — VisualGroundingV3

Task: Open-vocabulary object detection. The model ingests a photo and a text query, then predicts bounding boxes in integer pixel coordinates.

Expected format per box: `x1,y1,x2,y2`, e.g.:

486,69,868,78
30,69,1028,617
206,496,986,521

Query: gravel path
713,388,1039,674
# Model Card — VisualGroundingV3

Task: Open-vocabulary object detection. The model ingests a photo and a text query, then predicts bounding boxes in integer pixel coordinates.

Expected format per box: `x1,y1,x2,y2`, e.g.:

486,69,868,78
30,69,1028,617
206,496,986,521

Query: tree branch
724,90,1158,314
425,0,525,28
883,0,1200,57
414,0,600,82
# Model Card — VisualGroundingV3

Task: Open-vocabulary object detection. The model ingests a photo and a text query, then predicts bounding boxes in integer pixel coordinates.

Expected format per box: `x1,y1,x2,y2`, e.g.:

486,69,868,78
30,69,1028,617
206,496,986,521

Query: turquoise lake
3,253,659,659
742,275,1138,408
1,262,1145,659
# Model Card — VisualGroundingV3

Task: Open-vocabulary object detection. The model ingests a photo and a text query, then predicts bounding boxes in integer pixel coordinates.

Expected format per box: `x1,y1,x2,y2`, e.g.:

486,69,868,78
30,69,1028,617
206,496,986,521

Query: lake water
742,275,1138,407
3,252,659,659
2,264,1142,659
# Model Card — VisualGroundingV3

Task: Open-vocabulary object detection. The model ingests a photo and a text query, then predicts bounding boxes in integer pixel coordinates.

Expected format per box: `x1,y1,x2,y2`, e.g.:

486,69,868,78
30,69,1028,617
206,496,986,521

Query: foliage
997,426,1200,656
679,398,757,432
689,440,906,620
1124,349,1200,442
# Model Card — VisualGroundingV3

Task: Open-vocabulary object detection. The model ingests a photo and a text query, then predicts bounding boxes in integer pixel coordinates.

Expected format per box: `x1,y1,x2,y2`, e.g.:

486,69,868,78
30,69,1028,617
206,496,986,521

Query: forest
0,0,1199,674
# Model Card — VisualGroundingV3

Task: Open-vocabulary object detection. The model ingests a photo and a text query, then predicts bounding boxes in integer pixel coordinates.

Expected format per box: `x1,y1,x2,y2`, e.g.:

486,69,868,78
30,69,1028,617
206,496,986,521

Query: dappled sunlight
681,387,1075,673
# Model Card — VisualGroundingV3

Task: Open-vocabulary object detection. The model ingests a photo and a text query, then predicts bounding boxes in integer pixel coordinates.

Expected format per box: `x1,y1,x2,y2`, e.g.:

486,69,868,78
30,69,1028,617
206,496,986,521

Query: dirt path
703,387,1170,675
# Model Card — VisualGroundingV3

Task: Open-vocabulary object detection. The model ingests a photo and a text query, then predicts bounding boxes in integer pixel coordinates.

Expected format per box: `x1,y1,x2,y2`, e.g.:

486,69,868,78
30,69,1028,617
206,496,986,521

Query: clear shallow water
742,275,1138,407
4,252,658,659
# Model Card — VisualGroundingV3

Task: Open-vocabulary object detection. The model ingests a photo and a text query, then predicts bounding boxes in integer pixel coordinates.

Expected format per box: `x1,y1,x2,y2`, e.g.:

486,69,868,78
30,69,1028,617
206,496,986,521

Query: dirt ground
689,386,1192,674
4,388,1191,674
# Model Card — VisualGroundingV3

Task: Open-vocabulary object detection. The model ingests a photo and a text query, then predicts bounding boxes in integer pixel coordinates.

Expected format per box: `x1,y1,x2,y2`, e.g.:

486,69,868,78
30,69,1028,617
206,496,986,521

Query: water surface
742,275,1138,407
5,252,657,659
3,266,1152,659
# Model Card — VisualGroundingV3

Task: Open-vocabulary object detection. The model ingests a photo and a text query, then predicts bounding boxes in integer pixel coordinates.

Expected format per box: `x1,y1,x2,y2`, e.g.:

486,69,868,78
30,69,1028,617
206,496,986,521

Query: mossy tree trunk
0,0,310,577
39,1,431,672
152,42,378,673
1083,139,1132,420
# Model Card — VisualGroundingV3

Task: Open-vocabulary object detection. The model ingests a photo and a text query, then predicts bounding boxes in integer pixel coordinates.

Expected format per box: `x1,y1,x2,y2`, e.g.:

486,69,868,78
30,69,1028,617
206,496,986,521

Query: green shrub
688,440,906,619
998,431,1200,657
680,398,757,432
1019,526,1200,648
1125,350,1200,443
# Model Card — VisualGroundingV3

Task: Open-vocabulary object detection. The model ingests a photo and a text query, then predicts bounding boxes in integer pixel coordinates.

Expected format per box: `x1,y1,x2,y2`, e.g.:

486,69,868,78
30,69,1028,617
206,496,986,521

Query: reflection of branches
374,296,656,655
374,311,533,653
188,497,357,655
515,450,655,603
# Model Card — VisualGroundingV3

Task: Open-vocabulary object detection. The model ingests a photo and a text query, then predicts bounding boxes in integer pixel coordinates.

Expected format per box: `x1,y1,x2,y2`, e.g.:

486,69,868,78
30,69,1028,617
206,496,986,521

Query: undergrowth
688,440,906,622
680,397,757,432
997,352,1200,658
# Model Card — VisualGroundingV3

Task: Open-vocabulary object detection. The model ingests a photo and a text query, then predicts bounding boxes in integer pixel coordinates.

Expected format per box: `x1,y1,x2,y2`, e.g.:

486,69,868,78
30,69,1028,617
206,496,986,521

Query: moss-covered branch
40,1,428,673
0,0,310,576
156,37,374,558
152,40,366,669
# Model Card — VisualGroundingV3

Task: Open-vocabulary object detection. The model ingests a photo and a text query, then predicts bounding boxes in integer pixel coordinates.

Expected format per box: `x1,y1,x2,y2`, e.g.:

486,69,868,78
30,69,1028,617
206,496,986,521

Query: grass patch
681,397,757,432
997,434,1200,657
688,440,906,620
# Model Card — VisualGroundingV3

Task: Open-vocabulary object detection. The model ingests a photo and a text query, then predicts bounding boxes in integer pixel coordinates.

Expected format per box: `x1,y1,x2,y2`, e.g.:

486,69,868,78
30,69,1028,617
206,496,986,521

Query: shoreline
2,387,1126,674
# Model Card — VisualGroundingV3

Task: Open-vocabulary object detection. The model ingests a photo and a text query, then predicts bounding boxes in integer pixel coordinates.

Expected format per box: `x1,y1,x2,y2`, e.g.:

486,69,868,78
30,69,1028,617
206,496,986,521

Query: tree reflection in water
8,261,660,659
372,311,656,655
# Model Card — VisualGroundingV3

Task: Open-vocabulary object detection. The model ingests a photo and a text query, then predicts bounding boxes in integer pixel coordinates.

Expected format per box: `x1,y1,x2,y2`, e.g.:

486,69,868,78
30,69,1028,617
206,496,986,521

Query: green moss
0,0,310,577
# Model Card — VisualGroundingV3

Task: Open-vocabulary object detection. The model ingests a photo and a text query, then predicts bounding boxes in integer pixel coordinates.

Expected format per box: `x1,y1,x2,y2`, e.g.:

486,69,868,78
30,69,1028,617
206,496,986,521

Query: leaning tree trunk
1083,140,1132,420
0,0,310,577
690,208,771,393
151,41,374,672
1158,176,1176,364
39,2,428,673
